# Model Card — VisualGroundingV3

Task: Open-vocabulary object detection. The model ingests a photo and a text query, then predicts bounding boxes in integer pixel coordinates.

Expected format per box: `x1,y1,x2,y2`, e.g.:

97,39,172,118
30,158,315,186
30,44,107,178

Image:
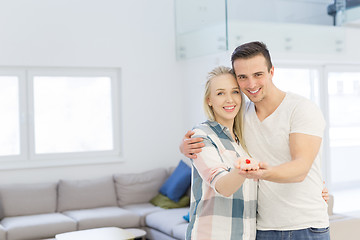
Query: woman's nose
226,94,234,102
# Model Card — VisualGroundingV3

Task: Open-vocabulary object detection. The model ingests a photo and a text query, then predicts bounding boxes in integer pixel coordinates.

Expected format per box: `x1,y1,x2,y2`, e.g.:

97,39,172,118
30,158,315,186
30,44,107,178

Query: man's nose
247,77,257,89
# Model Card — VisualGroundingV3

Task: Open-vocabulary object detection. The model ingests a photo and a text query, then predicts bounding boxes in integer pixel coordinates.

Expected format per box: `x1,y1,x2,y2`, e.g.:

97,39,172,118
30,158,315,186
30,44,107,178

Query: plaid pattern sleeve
186,120,257,240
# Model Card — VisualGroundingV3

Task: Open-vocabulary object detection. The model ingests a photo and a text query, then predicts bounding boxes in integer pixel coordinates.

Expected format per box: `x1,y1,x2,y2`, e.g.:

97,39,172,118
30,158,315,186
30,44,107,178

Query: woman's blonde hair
203,66,247,151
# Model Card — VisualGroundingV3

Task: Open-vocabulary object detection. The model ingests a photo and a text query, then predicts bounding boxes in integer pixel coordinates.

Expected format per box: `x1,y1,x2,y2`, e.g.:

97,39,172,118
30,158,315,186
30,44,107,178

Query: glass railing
175,0,227,60
174,0,355,60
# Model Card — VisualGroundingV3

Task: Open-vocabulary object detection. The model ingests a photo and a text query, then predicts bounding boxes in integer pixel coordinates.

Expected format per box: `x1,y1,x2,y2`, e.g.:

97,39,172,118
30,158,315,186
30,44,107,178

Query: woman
186,66,258,240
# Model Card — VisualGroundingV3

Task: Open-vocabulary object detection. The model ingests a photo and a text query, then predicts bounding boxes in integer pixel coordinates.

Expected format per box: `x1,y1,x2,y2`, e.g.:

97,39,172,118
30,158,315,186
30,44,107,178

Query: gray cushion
1,213,76,240
144,227,179,240
62,206,141,230
114,168,167,206
145,207,189,236
172,223,188,240
0,182,57,218
122,203,164,226
57,176,117,212
0,224,6,240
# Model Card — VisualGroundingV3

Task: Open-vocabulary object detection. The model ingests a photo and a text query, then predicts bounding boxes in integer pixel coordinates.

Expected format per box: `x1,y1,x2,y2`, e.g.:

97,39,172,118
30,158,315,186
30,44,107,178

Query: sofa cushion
1,213,76,240
144,227,179,240
62,206,141,230
160,160,191,202
150,193,190,209
57,176,117,212
0,224,6,240
172,223,188,240
183,212,189,222
0,182,57,218
122,203,164,226
145,207,189,237
114,168,167,206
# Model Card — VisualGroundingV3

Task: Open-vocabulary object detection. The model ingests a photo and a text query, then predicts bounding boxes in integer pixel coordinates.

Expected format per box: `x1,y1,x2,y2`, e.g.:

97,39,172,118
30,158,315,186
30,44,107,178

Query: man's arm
238,132,322,183
179,130,205,159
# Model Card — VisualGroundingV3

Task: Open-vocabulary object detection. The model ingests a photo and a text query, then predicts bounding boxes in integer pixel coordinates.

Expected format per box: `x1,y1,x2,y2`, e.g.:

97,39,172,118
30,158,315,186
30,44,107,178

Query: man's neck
254,87,286,122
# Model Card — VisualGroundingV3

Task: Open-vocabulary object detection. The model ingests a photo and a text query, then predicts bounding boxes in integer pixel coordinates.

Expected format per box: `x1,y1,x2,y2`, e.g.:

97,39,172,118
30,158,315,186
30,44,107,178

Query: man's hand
179,130,205,159
322,181,329,203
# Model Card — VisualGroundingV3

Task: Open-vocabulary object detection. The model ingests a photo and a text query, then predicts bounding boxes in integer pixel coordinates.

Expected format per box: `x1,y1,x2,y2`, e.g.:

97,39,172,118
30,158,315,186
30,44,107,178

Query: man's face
233,55,274,104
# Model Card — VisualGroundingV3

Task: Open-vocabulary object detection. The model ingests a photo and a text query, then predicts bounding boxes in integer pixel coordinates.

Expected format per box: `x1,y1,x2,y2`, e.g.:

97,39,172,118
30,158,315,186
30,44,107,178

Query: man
181,41,330,239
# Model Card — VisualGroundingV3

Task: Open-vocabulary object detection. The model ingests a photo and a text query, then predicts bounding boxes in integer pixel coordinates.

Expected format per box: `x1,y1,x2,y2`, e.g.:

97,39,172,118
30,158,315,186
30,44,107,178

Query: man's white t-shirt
244,92,329,230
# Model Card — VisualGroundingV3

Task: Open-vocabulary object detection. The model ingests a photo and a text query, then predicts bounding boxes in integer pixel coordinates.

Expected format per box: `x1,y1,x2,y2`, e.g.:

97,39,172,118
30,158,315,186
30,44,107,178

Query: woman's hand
234,157,260,171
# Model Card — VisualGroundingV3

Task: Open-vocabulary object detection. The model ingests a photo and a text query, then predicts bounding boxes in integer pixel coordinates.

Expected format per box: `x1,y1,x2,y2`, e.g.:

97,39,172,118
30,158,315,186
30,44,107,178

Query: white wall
0,0,185,183
0,0,359,185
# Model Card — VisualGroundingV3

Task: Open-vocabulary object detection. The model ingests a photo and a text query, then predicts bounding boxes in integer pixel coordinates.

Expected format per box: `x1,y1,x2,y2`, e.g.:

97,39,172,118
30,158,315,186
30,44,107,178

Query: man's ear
270,66,274,77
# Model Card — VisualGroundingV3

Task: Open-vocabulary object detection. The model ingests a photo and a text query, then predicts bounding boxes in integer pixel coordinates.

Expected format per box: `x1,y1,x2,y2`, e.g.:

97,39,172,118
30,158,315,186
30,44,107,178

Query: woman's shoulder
192,120,222,137
192,121,211,136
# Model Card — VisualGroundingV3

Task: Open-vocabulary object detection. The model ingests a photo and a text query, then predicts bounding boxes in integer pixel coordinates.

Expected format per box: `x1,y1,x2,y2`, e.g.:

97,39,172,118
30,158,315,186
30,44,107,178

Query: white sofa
0,166,359,240
0,167,189,240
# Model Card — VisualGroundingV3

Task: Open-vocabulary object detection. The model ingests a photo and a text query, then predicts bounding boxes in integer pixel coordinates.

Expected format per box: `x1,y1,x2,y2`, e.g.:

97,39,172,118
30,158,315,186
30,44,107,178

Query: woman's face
208,73,241,127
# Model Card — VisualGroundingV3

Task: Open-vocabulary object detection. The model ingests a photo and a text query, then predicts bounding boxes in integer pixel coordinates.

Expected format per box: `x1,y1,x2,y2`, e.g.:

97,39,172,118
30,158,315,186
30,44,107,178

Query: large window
327,70,360,186
0,68,121,168
274,67,320,104
326,68,360,213
0,76,20,157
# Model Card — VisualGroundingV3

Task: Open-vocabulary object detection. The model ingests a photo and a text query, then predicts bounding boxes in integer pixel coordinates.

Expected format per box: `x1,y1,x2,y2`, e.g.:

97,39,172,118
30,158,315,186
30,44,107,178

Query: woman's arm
191,133,248,197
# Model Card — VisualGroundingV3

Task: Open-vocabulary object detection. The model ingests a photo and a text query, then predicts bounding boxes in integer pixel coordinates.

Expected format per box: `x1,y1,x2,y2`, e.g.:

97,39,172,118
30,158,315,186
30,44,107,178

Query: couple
180,42,330,240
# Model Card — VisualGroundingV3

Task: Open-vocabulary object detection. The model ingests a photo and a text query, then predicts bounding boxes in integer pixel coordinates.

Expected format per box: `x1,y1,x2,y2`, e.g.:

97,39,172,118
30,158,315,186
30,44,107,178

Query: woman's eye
233,90,240,94
217,92,223,96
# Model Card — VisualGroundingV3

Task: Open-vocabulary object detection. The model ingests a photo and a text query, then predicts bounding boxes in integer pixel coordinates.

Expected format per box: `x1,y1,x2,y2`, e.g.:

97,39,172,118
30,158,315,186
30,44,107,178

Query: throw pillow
183,212,190,222
57,176,117,212
0,182,57,218
114,168,168,206
150,193,190,209
160,160,191,202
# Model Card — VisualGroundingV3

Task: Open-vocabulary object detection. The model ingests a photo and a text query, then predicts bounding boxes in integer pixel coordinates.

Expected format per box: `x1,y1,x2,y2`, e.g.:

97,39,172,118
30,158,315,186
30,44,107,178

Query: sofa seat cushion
62,206,141,230
0,224,6,240
172,223,188,240
144,227,179,240
1,213,77,240
145,207,189,237
122,203,164,226
0,182,57,218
